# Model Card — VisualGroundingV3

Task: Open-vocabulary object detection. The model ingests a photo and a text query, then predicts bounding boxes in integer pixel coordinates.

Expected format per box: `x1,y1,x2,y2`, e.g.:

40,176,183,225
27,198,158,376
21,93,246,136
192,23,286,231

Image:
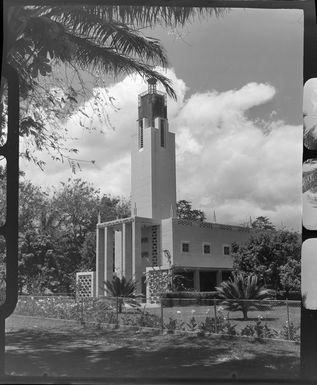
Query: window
141,251,149,258
138,120,143,149
223,245,230,256
141,237,148,243
202,243,211,254
160,119,165,147
181,242,190,253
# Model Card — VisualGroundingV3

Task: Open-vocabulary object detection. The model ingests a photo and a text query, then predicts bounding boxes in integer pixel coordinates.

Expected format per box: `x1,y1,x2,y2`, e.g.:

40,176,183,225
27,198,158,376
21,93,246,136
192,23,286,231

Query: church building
78,78,251,299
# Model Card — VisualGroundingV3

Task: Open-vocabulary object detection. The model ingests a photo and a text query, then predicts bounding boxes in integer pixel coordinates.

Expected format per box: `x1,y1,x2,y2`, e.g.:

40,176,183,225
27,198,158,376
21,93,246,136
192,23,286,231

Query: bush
280,321,300,342
275,291,301,301
241,318,278,339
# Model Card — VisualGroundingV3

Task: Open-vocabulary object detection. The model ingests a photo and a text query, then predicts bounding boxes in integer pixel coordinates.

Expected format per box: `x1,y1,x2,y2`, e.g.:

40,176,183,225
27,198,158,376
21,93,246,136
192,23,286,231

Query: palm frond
65,32,176,99
104,276,136,297
216,273,273,319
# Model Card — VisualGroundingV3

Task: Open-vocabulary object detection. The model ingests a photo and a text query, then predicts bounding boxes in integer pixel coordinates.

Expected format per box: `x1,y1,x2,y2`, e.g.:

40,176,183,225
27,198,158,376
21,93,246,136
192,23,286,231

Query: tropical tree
3,6,222,167
251,216,275,231
103,276,137,312
215,273,274,320
176,200,206,222
232,228,301,291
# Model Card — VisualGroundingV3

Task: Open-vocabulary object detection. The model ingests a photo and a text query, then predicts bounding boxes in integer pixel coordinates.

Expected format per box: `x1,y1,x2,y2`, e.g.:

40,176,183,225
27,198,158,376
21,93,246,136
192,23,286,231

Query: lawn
155,301,301,333
5,314,300,380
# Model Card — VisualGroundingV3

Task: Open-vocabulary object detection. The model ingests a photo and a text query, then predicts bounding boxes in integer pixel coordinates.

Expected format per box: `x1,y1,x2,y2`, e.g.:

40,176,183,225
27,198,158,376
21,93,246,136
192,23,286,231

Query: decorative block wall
151,225,159,266
76,271,96,298
146,267,171,303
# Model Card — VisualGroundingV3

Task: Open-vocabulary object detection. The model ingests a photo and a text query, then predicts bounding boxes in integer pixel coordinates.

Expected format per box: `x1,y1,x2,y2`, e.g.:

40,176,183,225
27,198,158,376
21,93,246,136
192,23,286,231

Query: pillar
132,219,142,293
114,229,122,277
194,270,200,292
122,222,132,280
104,227,114,294
217,270,223,286
95,226,105,297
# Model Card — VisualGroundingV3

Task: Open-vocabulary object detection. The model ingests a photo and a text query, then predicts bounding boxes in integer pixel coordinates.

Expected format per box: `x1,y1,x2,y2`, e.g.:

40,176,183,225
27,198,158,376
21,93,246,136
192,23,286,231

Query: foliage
233,227,301,291
251,216,275,231
14,295,300,343
104,276,136,297
136,311,161,329
3,6,224,167
186,316,199,331
0,175,130,295
280,321,300,342
176,200,206,222
215,273,274,320
240,318,279,339
200,316,217,334
103,276,138,313
279,259,301,294
164,317,183,333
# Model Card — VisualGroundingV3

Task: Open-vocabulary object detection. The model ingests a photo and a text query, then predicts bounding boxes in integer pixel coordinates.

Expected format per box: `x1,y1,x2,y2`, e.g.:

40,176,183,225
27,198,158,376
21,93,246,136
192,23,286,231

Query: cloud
21,68,301,230
171,80,301,229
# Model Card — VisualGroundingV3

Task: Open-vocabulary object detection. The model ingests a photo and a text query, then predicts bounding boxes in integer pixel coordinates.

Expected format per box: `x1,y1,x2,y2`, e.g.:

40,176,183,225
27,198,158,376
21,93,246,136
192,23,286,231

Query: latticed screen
76,272,95,298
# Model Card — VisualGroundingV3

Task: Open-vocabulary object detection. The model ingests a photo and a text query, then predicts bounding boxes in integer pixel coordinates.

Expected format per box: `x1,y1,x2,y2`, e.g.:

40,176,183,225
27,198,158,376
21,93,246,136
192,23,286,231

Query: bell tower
131,78,177,219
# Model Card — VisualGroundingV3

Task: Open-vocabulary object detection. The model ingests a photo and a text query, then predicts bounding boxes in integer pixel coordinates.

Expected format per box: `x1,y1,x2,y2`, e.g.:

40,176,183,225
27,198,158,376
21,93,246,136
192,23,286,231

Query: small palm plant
103,276,137,313
215,273,273,320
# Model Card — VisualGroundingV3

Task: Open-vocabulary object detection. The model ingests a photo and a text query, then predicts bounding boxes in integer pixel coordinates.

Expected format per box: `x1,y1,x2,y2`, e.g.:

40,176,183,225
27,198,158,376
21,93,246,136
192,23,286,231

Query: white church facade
77,79,251,299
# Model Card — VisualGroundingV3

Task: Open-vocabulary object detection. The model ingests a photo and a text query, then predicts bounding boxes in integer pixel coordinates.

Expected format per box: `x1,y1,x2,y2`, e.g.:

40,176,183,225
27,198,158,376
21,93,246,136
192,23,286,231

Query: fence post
80,297,84,325
116,296,119,327
214,298,218,334
160,296,164,334
286,298,290,340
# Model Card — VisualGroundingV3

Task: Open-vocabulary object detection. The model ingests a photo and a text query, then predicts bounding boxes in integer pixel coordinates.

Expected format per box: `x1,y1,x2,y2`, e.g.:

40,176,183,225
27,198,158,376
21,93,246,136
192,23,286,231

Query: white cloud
21,68,301,230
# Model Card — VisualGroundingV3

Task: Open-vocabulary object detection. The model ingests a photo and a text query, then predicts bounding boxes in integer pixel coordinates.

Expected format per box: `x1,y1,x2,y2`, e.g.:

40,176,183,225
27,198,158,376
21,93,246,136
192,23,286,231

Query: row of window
141,239,231,256
181,241,231,256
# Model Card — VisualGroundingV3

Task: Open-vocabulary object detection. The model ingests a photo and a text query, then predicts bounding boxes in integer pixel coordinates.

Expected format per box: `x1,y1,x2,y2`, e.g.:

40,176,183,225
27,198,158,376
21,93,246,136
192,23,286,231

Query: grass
5,314,300,379
146,302,301,335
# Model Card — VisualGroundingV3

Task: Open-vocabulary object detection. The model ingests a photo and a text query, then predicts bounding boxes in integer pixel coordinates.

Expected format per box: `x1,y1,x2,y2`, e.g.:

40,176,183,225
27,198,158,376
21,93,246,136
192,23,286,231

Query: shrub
137,311,161,328
164,317,185,333
200,316,217,334
221,321,237,336
186,316,199,332
241,319,278,339
280,321,300,342
216,273,274,320
103,276,138,313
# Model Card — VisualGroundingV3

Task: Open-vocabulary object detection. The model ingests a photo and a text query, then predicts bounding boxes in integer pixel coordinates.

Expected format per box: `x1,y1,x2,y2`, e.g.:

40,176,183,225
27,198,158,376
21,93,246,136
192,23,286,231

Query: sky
21,8,304,230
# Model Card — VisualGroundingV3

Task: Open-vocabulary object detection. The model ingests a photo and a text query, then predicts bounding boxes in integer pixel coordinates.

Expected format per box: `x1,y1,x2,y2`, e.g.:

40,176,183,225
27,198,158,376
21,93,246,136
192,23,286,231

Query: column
95,226,105,297
122,222,132,280
114,228,122,278
217,270,223,286
132,219,142,293
194,270,200,292
104,226,114,295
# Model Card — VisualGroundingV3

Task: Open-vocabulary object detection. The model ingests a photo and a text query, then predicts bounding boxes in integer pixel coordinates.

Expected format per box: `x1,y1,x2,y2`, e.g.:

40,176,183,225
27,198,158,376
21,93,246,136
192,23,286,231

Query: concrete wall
161,218,174,267
131,122,176,220
140,226,152,272
152,119,177,219
172,219,251,269
131,126,153,218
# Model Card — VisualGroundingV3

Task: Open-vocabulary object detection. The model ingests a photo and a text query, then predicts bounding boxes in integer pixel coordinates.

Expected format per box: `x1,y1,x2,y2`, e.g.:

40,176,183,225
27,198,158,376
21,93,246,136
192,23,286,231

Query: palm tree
3,6,224,166
215,273,274,320
103,276,137,313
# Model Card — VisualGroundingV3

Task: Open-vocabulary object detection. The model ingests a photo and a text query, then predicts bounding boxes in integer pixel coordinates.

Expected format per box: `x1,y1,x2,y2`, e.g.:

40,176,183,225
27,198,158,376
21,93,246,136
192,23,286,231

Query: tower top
147,77,157,94
138,79,167,123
